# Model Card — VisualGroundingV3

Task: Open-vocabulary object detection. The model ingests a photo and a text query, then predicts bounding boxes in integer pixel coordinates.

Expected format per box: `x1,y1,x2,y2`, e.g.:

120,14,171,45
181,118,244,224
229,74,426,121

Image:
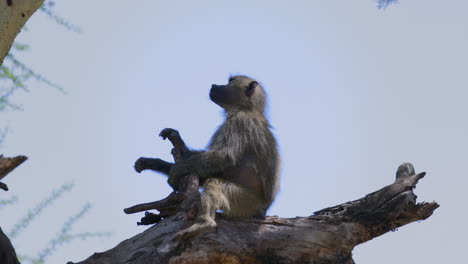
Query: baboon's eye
245,81,258,97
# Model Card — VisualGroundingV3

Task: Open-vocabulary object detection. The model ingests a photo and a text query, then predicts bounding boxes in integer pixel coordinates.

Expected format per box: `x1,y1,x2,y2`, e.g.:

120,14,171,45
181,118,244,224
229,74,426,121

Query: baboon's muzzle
210,84,226,103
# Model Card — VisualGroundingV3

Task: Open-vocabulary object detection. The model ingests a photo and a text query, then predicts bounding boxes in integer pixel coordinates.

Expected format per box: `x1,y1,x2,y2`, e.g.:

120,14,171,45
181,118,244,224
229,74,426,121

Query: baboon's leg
197,178,227,224
174,178,263,240
173,179,225,239
198,178,263,220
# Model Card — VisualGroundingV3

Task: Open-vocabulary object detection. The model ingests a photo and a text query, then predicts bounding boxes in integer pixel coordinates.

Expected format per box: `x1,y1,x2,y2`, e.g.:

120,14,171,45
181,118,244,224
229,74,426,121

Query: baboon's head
210,75,266,113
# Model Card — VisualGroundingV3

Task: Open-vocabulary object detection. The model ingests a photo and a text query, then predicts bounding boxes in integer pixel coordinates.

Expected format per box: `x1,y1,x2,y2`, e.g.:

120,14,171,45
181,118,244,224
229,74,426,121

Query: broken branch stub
0,155,27,191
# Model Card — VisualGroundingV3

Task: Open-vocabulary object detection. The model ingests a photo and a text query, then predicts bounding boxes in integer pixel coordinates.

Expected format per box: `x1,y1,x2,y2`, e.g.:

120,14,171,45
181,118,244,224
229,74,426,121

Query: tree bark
0,155,27,191
0,0,44,64
0,228,20,264
70,162,438,264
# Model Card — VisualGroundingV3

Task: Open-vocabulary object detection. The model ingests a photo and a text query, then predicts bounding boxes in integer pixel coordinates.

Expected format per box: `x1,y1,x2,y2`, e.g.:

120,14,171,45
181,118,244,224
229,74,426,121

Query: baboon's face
210,75,265,112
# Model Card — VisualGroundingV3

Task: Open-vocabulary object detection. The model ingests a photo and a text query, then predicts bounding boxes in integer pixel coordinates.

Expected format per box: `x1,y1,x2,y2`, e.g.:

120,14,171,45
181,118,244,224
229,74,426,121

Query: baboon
134,75,280,237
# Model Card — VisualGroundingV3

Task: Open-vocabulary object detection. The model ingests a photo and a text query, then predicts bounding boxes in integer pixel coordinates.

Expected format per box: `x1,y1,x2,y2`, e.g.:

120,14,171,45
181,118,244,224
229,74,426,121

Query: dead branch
0,155,27,264
72,161,438,264
0,228,20,264
0,155,27,191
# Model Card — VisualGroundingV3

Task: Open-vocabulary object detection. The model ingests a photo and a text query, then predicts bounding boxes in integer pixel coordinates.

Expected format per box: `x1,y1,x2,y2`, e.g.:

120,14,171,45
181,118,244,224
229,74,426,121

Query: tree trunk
70,162,438,264
0,228,20,264
0,155,28,264
0,0,44,64
1,1,46,257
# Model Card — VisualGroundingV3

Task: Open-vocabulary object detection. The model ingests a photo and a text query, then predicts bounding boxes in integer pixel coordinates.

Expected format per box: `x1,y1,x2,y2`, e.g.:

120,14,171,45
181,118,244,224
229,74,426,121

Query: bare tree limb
0,228,20,264
0,155,27,191
123,192,186,215
72,162,438,264
0,155,26,263
0,0,45,64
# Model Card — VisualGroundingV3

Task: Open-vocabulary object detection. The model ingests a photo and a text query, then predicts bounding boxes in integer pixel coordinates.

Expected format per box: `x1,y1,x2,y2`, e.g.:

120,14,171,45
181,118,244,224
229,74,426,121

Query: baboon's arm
134,128,193,176
170,150,231,179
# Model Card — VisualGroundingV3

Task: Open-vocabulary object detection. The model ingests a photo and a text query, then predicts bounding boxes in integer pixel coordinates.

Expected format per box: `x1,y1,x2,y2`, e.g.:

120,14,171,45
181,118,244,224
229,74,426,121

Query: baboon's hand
159,128,180,141
134,157,150,173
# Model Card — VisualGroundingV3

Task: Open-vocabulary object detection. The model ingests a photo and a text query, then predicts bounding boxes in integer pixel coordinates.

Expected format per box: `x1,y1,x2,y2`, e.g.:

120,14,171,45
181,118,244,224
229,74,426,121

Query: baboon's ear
245,81,258,97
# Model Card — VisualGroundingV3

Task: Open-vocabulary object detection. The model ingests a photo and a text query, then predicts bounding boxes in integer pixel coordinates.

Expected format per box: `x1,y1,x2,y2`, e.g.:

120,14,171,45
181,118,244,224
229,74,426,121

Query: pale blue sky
2,0,467,263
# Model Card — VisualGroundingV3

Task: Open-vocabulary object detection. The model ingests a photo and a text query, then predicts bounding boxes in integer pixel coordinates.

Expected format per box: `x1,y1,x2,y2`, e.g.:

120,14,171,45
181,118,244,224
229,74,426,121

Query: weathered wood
0,155,27,179
0,155,26,263
0,0,45,64
71,163,438,264
0,155,27,191
0,228,20,264
123,192,186,215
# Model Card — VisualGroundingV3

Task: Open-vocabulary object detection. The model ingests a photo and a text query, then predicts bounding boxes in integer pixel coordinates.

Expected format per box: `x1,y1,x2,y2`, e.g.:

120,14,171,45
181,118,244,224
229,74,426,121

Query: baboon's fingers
134,158,145,173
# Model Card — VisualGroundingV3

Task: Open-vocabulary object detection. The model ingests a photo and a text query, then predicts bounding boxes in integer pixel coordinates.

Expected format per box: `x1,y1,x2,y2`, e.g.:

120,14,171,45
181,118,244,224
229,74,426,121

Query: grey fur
134,75,280,235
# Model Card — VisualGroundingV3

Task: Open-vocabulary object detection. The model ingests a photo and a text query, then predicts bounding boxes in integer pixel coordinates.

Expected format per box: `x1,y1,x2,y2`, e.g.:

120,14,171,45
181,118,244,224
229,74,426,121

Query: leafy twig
377,0,398,9
36,203,111,263
0,195,18,210
40,1,82,33
8,182,75,239
5,53,65,93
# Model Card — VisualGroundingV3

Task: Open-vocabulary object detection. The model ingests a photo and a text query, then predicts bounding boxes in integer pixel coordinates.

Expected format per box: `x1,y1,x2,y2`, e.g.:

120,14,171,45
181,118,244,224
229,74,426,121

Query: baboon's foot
159,128,180,141
134,157,169,174
173,220,217,241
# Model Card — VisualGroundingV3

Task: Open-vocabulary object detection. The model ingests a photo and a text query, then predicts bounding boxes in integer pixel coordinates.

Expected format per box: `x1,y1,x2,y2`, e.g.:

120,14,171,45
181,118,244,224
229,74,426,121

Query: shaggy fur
134,75,280,235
